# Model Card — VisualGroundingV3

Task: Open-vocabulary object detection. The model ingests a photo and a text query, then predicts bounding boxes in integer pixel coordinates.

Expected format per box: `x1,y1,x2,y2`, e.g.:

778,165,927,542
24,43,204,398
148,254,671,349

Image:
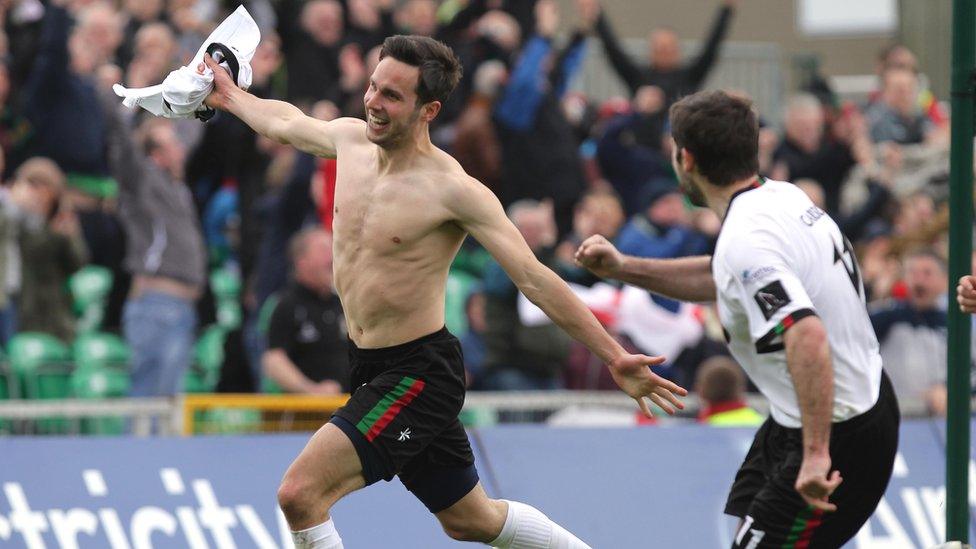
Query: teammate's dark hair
379,35,462,105
669,90,759,187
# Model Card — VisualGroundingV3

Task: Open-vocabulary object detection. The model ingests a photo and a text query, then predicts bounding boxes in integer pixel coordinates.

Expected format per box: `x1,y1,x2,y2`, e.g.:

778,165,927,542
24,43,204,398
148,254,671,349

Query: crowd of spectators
0,0,958,418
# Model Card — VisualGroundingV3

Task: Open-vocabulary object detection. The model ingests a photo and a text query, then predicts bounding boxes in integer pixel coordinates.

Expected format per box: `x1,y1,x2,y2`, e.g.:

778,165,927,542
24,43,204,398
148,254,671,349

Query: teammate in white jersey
576,90,899,548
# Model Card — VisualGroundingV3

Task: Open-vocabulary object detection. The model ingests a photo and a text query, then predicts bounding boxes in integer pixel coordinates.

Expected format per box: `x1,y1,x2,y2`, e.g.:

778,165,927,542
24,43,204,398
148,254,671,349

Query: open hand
957,275,976,313
608,353,687,417
795,454,842,512
575,234,624,279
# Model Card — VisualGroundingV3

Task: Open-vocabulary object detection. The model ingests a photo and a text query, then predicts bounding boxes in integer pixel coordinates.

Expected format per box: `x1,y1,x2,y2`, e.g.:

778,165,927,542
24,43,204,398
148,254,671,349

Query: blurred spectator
858,222,900,303
186,34,283,278
588,0,736,110
494,0,588,235
104,101,206,398
694,356,764,426
873,43,948,129
117,0,165,70
6,157,88,342
771,94,872,217
23,1,121,186
252,150,322,312
556,189,626,285
459,287,487,387
870,248,947,416
277,0,344,107
453,59,505,195
616,177,709,261
124,22,178,90
481,199,571,390
865,66,944,146
0,60,33,179
344,0,396,53
396,0,437,36
595,101,672,215
263,228,349,394
797,175,894,243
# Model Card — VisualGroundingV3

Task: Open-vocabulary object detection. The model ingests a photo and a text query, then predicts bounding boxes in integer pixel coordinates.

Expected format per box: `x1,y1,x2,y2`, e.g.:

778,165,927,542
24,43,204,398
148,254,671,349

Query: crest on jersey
753,280,790,320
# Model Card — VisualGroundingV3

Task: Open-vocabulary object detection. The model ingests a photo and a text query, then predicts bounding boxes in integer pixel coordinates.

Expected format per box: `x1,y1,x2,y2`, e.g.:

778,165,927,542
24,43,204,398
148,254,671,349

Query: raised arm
591,4,644,95
202,55,361,158
784,315,842,512
685,0,736,90
575,234,716,302
449,177,687,416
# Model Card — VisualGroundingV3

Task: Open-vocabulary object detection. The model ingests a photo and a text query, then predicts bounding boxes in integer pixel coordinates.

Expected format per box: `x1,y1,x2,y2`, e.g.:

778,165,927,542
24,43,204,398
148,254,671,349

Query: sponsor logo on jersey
741,266,778,284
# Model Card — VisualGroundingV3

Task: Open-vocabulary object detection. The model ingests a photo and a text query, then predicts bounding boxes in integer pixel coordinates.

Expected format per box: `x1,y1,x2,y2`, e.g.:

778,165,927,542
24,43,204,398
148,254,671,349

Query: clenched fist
574,234,624,279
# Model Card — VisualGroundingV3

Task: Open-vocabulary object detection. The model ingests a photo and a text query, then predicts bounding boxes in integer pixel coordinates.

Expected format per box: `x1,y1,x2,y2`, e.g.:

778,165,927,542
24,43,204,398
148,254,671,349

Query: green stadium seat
256,294,282,394
69,266,114,334
71,366,130,435
451,245,491,278
72,332,130,370
210,268,241,302
215,300,242,330
445,271,479,335
8,333,73,433
70,333,131,434
184,325,226,393
211,268,242,330
260,376,284,394
0,348,13,433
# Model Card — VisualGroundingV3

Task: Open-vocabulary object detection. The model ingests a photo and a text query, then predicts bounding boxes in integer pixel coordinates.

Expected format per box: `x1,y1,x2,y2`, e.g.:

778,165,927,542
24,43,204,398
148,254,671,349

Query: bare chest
331,169,450,257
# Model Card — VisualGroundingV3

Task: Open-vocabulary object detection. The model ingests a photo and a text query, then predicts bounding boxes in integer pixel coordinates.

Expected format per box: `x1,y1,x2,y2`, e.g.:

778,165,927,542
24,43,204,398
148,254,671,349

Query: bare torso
332,125,467,348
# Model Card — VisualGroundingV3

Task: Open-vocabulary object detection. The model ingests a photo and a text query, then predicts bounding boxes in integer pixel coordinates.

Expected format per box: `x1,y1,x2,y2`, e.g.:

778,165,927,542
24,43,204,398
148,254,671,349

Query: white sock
488,500,591,549
291,518,344,549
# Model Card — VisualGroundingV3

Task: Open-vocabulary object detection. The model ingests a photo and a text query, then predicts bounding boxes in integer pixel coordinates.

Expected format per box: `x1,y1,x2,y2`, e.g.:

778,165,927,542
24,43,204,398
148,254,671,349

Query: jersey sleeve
720,227,817,354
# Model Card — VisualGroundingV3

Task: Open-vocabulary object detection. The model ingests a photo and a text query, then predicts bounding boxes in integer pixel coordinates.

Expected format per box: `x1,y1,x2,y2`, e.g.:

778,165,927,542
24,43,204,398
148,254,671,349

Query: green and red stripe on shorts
356,376,426,442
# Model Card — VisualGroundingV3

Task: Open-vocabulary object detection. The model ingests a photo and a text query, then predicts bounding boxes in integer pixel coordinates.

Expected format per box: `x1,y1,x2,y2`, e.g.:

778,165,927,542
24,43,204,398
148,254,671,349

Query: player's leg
428,482,593,548
276,422,366,548
401,418,592,548
733,384,899,549
724,419,773,544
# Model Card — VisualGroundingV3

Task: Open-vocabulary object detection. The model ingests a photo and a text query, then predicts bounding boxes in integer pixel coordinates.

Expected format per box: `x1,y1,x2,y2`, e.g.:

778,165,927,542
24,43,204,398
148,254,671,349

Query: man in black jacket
587,0,737,112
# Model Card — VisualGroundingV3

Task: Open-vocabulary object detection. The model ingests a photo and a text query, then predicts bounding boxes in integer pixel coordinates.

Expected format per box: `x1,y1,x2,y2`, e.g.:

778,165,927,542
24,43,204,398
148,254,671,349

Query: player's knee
277,474,336,522
276,478,311,520
440,518,491,543
439,511,499,543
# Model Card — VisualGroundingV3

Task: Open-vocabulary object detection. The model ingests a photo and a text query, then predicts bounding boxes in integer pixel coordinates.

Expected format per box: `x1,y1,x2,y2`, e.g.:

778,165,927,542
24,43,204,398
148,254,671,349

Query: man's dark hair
379,35,462,105
669,90,759,187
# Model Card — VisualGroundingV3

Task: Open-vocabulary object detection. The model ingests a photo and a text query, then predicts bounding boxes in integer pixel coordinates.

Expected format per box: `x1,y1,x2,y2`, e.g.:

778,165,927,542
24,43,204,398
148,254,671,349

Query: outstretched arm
575,235,716,302
784,315,842,512
202,55,361,158
450,178,687,416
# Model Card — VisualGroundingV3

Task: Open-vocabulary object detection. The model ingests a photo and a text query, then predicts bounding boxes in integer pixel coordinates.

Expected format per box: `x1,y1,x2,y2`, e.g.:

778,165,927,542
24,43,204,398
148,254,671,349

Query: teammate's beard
677,171,708,208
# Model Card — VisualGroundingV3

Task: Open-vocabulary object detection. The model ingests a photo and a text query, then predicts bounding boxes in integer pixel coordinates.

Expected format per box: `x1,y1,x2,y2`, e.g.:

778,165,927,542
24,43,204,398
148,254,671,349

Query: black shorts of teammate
726,371,899,548
329,326,478,513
